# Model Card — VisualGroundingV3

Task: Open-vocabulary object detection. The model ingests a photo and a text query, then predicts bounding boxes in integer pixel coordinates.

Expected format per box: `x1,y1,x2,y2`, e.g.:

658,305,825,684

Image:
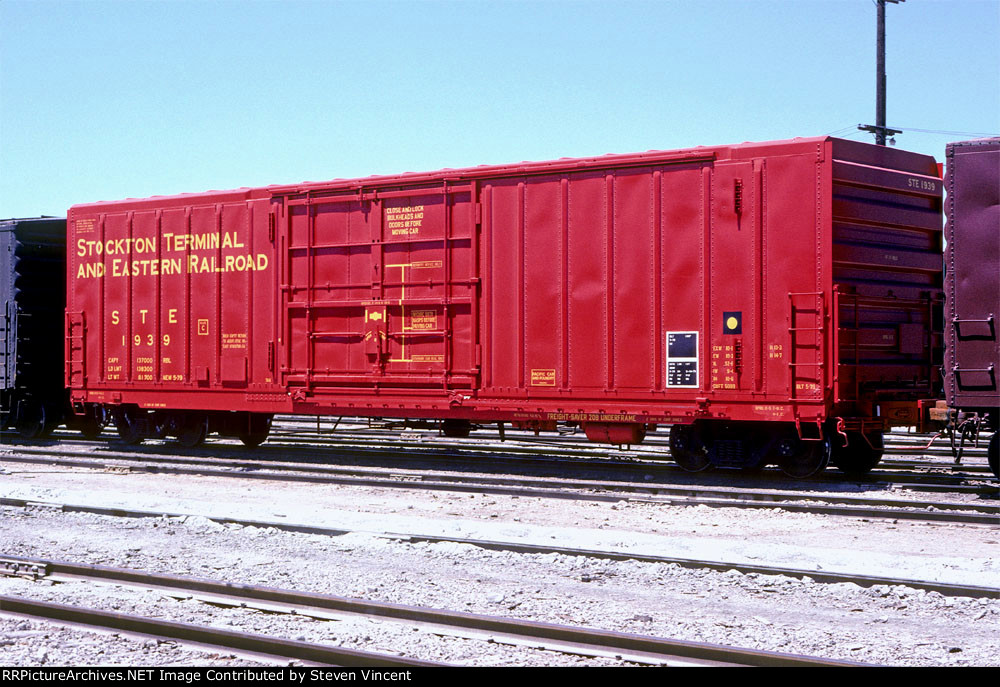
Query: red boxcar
66,136,943,476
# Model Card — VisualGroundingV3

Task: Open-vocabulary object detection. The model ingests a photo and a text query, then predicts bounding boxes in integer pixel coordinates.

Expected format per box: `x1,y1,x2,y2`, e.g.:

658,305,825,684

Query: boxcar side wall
3,218,68,435
264,141,837,427
945,138,1000,417
478,146,834,427
1,224,15,393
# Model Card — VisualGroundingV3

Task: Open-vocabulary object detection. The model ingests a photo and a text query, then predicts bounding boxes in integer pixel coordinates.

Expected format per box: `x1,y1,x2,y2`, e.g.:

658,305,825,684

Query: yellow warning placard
409,310,437,331
530,369,556,386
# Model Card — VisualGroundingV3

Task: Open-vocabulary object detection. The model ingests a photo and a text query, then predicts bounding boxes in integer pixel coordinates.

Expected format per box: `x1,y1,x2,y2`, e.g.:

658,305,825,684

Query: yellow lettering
75,262,106,279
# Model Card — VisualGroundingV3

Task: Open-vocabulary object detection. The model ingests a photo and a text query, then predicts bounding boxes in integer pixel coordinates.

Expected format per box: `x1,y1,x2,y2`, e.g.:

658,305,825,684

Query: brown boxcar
944,138,1000,476
65,136,943,475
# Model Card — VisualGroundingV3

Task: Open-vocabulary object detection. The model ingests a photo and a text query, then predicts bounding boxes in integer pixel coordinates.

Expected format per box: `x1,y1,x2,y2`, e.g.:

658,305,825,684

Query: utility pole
859,0,903,145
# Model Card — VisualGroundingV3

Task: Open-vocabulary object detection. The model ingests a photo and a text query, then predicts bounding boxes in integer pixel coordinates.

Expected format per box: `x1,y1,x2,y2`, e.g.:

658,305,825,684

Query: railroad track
2,444,997,526
0,556,856,667
10,424,999,493
4,420,995,503
0,595,437,667
266,421,996,474
224,421,1000,487
7,420,994,477
270,417,996,461
3,498,997,600
263,434,996,485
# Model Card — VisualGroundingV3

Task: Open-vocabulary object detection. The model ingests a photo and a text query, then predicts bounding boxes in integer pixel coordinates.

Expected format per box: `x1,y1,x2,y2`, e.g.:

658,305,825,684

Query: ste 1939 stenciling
907,177,937,192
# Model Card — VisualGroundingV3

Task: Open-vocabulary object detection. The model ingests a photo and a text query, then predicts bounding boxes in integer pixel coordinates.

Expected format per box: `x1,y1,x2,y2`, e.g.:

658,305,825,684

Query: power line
830,124,1000,139
890,126,999,138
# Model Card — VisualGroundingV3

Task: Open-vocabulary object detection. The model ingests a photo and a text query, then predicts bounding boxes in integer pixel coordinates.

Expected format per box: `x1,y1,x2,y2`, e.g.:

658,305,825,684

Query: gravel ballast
1,458,998,666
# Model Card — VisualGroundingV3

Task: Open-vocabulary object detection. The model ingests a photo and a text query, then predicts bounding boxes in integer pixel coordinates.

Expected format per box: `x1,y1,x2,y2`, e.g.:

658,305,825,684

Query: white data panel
666,331,699,388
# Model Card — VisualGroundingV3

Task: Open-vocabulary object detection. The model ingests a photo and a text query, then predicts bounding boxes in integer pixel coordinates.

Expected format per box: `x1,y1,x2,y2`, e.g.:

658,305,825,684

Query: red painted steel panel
159,208,189,386
659,164,705,390
564,172,606,392
613,169,656,391
523,176,563,393
484,179,523,392
66,136,942,431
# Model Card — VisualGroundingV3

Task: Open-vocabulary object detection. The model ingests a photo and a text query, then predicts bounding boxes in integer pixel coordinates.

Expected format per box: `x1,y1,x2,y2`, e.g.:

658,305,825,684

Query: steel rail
30,411,994,453
878,459,993,474
7,436,997,499
0,556,858,667
12,426,997,494
28,423,998,471
0,594,440,667
200,431,1000,486
262,433,995,480
246,435,999,490
268,418,994,456
264,427,994,463
270,416,994,441
2,450,997,525
2,498,997,600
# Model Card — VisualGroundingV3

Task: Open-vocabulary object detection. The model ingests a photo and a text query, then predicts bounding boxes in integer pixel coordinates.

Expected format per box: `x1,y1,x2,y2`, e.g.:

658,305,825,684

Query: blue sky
2,0,998,217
